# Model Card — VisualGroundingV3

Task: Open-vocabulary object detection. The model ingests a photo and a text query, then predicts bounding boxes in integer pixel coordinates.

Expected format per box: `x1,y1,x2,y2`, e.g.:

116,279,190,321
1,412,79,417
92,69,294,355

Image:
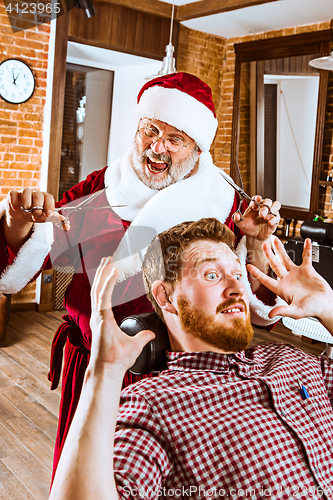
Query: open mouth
146,157,169,175
219,305,245,315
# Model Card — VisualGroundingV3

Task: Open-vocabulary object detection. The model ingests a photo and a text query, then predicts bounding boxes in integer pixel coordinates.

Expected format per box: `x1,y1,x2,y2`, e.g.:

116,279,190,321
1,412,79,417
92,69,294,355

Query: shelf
320,181,333,187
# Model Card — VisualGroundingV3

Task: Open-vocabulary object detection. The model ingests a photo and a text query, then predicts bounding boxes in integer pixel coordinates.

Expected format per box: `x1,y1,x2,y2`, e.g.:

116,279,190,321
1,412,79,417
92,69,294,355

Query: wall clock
0,59,35,104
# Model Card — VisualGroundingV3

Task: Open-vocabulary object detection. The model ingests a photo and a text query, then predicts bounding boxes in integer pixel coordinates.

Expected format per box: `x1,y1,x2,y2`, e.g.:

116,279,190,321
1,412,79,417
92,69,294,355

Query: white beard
104,147,236,226
132,139,199,190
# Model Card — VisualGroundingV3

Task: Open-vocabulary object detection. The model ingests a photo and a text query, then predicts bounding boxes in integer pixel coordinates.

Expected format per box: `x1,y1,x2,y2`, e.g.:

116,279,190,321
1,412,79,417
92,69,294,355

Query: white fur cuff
236,235,284,327
0,198,54,294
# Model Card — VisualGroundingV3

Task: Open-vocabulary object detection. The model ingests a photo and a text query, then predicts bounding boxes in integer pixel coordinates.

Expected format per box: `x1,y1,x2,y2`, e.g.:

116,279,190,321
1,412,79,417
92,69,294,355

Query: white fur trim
134,86,218,153
236,235,286,327
112,152,235,282
0,198,7,222
0,198,54,294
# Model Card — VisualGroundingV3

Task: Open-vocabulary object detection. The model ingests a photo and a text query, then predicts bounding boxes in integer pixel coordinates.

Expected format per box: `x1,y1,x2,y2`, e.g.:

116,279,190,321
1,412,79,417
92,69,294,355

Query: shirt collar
166,349,257,373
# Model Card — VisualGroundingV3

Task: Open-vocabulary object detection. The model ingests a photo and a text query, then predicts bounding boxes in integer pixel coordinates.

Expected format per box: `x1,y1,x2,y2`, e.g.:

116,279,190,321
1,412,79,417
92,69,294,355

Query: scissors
21,187,127,227
218,170,277,222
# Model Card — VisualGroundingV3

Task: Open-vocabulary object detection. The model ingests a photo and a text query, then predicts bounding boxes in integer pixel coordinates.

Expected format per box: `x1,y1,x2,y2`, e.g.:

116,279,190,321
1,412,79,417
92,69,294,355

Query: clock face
0,59,35,104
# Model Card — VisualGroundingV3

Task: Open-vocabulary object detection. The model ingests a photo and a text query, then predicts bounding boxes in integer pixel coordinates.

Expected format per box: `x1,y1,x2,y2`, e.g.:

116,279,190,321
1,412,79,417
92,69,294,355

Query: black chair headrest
301,220,333,244
120,312,170,375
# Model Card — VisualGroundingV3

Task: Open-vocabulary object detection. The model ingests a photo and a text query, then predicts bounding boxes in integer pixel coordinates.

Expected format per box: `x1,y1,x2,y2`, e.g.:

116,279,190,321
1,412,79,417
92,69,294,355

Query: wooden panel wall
69,1,180,60
264,54,320,75
263,84,277,201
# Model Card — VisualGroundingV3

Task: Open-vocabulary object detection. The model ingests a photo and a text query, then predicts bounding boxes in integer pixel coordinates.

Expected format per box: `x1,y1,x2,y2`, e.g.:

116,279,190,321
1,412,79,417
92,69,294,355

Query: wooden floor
0,310,63,500
0,310,329,499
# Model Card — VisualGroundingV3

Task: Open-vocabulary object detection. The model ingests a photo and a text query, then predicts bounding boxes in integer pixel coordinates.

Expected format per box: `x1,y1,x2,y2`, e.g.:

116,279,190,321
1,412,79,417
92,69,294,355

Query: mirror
263,71,319,209
231,29,333,220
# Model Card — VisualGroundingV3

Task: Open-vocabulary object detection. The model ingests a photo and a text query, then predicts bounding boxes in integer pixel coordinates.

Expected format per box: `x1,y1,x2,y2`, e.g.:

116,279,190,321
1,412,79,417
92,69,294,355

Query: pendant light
309,52,333,71
158,2,177,76
76,0,96,18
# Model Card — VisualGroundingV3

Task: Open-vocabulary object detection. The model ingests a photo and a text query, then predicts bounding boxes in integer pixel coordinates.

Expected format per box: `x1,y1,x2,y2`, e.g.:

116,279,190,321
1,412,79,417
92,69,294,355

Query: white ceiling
161,0,333,39
67,42,162,68
160,0,198,5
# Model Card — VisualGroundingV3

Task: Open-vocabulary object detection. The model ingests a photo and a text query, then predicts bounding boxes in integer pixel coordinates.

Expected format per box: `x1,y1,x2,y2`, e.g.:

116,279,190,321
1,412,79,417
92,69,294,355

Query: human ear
152,281,177,315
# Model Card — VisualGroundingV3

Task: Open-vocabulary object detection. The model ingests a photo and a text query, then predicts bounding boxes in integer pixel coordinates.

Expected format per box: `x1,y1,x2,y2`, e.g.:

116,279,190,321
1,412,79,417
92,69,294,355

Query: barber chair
284,220,333,356
120,313,170,374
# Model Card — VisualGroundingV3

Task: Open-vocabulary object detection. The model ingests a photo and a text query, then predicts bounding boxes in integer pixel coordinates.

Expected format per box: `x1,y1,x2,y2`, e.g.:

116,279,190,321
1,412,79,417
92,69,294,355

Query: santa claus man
0,72,281,474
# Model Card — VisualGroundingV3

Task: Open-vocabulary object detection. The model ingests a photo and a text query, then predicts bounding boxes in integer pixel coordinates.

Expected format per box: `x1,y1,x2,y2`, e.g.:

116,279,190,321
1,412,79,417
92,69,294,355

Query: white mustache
142,148,171,168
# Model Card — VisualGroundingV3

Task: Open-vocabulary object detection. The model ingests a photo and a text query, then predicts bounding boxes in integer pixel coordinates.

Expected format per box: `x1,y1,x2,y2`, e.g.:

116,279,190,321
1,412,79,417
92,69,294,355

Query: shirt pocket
300,396,333,434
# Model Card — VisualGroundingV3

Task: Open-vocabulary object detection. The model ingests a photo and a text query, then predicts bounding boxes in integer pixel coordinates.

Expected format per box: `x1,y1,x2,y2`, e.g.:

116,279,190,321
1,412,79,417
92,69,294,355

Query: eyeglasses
137,125,194,153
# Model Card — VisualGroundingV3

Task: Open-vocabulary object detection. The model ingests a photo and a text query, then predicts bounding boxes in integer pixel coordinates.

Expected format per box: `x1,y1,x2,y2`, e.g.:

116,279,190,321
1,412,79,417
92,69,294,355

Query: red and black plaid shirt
114,344,333,499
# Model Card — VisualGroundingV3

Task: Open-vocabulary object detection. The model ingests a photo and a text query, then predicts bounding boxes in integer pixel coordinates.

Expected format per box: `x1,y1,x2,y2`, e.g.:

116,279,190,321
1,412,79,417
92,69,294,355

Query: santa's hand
7,188,70,231
247,238,333,327
90,257,155,375
234,195,281,242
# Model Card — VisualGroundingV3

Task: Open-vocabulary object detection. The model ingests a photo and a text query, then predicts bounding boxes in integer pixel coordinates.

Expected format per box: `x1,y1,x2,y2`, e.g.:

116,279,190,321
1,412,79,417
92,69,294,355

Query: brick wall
0,2,51,305
177,25,227,166
321,66,333,218
177,25,249,179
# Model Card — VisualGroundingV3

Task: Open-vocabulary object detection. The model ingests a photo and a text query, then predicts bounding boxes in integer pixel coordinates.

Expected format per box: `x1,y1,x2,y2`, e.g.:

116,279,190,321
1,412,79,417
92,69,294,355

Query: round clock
0,59,35,104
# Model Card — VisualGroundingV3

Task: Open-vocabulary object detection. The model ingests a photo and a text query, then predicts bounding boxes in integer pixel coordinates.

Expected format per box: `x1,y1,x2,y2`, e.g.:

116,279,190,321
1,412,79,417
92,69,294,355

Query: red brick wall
0,1,51,304
177,25,227,165
321,66,333,218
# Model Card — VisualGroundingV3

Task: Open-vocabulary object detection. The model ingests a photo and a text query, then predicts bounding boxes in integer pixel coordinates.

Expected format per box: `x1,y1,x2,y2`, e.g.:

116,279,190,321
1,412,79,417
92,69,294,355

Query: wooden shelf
320,181,333,187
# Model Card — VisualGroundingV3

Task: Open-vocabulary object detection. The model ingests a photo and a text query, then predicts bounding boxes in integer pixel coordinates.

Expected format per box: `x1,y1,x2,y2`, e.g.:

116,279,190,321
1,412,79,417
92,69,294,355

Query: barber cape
0,145,281,326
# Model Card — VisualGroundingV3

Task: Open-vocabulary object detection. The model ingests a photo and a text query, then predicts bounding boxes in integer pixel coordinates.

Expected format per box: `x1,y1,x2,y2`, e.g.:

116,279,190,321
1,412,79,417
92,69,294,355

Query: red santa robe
0,147,281,476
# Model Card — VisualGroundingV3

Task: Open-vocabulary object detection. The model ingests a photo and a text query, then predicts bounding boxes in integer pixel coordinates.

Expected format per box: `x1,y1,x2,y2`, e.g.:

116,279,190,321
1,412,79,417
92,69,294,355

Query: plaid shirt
114,343,333,500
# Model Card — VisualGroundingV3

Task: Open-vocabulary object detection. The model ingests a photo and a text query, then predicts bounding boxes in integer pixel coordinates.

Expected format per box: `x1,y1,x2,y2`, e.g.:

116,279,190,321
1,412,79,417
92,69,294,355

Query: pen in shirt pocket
297,378,310,400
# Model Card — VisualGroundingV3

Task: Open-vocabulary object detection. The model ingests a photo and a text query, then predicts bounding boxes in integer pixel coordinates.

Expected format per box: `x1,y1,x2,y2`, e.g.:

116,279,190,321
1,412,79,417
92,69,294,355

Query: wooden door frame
38,11,70,312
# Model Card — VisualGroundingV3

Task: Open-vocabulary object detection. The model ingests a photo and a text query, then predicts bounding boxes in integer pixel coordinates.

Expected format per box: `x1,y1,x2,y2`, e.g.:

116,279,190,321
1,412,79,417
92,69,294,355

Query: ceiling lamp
77,0,96,18
158,2,177,76
309,52,333,71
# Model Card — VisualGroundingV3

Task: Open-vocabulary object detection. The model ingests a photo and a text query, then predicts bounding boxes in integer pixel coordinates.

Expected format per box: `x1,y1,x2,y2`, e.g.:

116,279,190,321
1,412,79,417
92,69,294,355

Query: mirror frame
230,29,333,220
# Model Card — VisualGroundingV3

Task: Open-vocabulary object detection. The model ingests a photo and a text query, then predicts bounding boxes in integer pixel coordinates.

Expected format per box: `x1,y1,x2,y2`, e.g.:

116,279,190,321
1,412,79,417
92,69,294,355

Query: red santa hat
134,72,218,153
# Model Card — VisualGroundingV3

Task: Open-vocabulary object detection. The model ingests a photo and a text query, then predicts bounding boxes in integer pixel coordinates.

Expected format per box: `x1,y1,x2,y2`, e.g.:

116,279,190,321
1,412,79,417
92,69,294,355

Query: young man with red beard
0,73,281,475
50,218,333,500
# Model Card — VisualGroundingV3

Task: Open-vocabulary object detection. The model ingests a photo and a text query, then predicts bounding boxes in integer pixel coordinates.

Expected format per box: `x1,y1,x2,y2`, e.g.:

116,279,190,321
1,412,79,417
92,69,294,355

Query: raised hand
89,257,155,376
4,188,70,252
234,195,281,242
247,238,333,333
6,187,69,227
